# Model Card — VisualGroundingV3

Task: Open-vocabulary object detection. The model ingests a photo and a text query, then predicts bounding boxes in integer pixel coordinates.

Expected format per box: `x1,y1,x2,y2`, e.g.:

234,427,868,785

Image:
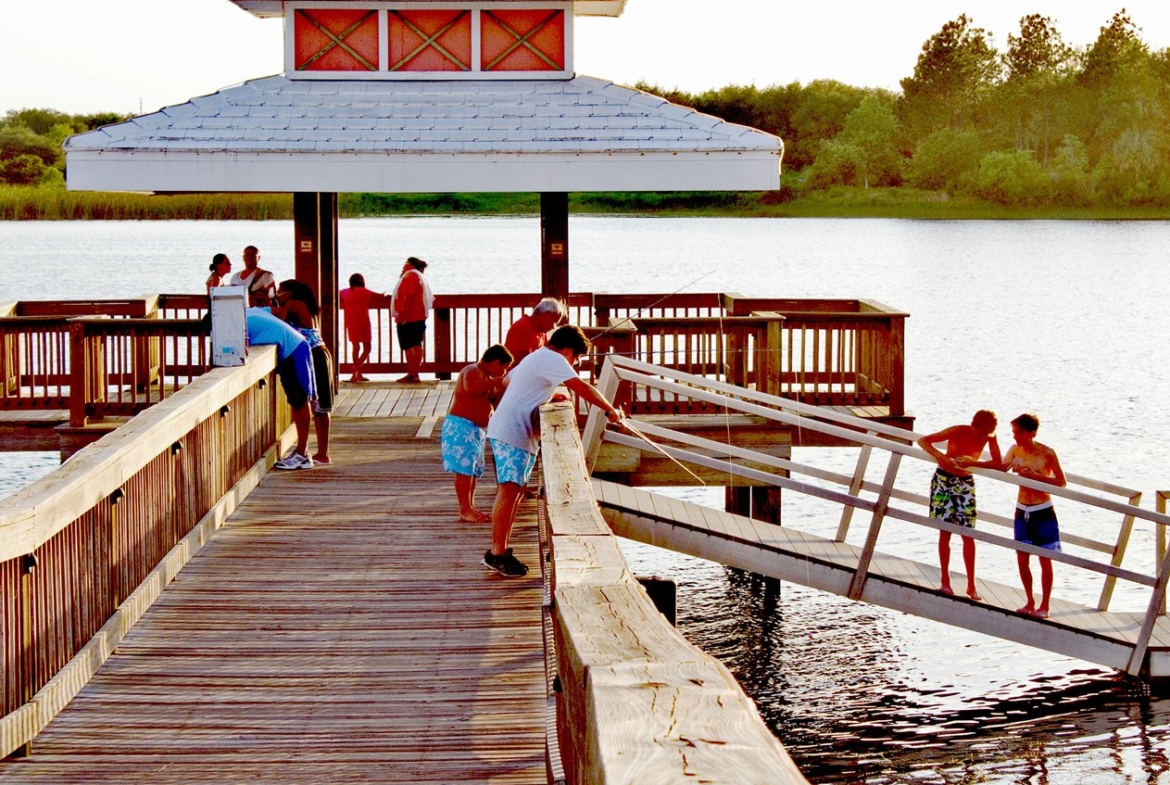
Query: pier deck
0,394,546,784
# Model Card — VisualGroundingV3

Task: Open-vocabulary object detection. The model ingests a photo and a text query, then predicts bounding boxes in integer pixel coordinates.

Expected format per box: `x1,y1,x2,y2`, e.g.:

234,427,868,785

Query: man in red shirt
504,297,566,365
392,257,433,383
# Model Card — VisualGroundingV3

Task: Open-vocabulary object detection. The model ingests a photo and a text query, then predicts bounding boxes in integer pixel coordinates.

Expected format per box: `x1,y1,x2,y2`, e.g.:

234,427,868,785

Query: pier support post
540,192,569,298
725,486,782,525
293,192,339,378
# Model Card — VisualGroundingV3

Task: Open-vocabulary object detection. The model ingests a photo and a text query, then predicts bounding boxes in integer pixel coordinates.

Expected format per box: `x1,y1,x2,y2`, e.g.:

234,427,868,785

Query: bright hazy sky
4,1,1170,116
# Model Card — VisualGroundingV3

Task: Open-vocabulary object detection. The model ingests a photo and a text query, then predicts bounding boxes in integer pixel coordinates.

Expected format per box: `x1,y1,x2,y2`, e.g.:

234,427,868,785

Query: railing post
68,321,89,428
1098,493,1142,611
133,295,161,393
16,552,36,757
847,451,901,600
434,306,452,380
887,315,905,417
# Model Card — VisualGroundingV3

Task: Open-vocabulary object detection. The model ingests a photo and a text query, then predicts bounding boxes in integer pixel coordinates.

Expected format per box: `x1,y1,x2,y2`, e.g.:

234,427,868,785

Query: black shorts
396,320,426,350
311,345,334,414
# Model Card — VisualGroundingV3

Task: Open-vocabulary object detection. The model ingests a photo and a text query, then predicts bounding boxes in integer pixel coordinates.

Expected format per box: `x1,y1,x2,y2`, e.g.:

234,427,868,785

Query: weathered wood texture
0,418,547,783
540,403,809,785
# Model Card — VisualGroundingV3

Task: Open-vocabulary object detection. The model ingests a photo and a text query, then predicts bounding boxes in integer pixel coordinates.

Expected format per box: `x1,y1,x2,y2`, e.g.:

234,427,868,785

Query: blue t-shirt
245,307,306,360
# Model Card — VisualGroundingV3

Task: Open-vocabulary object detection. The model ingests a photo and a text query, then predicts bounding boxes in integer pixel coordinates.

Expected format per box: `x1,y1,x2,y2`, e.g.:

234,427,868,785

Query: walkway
0,385,548,784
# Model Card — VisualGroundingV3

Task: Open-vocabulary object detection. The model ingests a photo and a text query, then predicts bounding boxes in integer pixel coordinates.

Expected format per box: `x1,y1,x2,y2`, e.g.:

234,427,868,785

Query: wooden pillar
540,192,569,298
293,192,340,377
725,486,782,525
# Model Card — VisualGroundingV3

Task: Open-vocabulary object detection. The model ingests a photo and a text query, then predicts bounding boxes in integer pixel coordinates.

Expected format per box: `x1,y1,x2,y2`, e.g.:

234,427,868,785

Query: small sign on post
210,286,248,367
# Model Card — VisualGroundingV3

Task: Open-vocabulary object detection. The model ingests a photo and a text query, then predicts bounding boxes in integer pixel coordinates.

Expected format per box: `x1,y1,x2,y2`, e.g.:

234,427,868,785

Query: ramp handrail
585,356,1170,677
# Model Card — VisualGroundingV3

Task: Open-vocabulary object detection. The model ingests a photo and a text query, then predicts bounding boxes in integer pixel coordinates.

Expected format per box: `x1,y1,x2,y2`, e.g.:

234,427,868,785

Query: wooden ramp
593,479,1170,676
0,413,547,784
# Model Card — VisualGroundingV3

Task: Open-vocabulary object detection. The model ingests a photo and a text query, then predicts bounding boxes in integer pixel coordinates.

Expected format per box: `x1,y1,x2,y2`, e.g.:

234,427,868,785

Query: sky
4,1,1170,116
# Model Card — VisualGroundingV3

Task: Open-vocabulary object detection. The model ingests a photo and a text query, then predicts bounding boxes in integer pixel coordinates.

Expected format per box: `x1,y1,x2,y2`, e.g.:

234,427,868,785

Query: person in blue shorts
441,344,512,522
245,307,316,470
483,326,623,578
1003,413,1066,619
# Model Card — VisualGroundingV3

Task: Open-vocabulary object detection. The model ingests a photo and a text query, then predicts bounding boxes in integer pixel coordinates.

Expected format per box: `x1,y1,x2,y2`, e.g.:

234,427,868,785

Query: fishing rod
615,416,707,486
588,268,717,342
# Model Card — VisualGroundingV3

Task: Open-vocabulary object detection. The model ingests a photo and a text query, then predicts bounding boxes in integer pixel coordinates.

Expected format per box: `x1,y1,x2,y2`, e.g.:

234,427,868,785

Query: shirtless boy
1002,413,1066,619
441,345,513,522
918,410,1001,600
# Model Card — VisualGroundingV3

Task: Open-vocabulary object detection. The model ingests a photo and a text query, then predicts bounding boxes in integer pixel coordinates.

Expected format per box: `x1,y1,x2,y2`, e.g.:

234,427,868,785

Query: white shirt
486,347,576,453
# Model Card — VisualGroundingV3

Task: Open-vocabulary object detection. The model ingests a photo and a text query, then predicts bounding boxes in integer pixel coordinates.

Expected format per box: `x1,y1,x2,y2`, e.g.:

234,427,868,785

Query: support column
540,192,569,298
293,192,340,376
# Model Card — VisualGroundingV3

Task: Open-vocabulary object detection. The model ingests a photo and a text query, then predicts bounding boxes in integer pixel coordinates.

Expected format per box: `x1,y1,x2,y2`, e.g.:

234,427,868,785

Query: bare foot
458,510,491,523
397,374,420,383
966,589,983,602
1016,605,1036,616
939,585,955,596
1033,608,1049,619
312,455,332,466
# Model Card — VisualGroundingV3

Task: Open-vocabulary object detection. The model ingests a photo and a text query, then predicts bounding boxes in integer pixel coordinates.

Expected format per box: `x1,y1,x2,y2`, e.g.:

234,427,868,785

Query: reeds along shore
5,185,1170,221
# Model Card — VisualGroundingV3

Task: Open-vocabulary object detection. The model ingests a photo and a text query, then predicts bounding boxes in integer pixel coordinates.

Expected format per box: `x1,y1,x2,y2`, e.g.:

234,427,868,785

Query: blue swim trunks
1014,502,1062,551
489,438,537,486
441,414,486,478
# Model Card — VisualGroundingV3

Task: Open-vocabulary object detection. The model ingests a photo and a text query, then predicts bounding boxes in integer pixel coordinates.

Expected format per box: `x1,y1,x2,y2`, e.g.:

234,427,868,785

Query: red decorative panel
481,10,565,72
388,10,472,72
295,9,380,71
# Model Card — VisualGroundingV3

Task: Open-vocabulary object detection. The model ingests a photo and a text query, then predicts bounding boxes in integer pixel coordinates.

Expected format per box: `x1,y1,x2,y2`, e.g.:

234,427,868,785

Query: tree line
642,10,1170,207
3,10,1170,211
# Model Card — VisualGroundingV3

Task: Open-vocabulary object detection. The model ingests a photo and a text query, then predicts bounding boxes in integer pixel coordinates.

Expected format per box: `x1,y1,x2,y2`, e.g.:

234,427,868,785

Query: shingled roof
65,75,782,193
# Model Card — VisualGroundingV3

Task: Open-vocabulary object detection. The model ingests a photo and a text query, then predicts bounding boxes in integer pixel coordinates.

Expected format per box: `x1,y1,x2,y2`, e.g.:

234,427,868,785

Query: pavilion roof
64,75,782,193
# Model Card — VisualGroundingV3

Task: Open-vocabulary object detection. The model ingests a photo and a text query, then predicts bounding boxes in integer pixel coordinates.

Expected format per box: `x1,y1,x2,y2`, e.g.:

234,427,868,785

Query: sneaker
482,548,528,578
274,452,313,470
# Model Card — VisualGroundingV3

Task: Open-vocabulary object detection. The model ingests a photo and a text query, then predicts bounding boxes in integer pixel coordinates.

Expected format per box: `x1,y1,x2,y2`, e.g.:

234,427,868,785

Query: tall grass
0,186,293,220
4,184,1168,221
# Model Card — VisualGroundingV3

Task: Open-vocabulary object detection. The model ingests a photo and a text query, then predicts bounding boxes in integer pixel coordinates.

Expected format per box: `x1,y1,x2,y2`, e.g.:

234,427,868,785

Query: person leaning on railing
244,307,316,471
482,325,623,578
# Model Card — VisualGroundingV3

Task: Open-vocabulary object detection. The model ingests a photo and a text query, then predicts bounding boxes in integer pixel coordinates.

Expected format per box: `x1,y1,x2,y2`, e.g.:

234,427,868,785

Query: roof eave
65,149,780,193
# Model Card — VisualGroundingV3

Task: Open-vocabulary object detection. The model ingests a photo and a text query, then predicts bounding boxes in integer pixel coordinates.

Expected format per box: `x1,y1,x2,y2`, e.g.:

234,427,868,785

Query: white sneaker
274,452,313,470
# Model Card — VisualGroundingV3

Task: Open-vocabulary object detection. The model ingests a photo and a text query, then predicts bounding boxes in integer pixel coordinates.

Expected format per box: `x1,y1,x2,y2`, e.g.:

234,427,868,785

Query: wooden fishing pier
3,293,1170,783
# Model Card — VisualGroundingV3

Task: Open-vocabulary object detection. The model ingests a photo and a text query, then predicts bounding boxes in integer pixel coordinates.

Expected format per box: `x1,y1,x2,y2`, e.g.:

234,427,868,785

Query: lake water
3,217,1169,782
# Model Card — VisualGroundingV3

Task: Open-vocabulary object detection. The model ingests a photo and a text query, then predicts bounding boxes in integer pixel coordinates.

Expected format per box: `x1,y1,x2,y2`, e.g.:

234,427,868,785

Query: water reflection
622,538,1170,783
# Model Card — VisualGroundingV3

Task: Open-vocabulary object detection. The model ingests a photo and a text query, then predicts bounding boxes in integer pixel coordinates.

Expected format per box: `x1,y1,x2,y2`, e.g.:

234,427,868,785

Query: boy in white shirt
483,326,623,577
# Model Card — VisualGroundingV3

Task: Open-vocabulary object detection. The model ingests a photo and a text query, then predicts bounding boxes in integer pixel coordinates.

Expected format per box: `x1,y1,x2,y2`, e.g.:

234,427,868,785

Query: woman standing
272,279,335,466
391,257,433,383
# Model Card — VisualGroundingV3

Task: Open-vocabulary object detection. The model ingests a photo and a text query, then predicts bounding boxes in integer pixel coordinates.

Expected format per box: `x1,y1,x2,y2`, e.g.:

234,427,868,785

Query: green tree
0,125,61,170
999,15,1073,163
905,127,983,192
0,154,47,185
1080,10,1148,86
827,93,902,186
973,150,1047,206
898,15,1002,143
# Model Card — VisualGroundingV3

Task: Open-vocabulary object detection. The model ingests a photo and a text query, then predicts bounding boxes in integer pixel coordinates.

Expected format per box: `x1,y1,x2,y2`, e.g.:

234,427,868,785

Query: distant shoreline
2,186,1169,221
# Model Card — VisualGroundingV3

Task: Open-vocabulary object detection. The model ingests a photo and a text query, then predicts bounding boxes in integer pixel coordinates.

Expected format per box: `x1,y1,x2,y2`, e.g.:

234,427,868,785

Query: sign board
210,286,248,367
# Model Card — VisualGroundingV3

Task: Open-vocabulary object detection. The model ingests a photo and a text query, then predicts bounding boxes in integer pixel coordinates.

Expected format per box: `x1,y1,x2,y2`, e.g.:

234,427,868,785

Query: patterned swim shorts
440,414,486,478
929,469,977,528
489,438,538,486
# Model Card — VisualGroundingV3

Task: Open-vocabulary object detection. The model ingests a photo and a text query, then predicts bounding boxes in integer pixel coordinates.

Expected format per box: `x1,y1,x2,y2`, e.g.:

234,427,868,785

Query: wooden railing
0,348,288,758
0,297,214,427
539,401,810,785
585,356,1170,677
0,292,908,426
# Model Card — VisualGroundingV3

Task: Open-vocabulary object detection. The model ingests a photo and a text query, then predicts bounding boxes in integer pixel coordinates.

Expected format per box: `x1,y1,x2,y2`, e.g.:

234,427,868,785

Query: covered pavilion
64,0,783,360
